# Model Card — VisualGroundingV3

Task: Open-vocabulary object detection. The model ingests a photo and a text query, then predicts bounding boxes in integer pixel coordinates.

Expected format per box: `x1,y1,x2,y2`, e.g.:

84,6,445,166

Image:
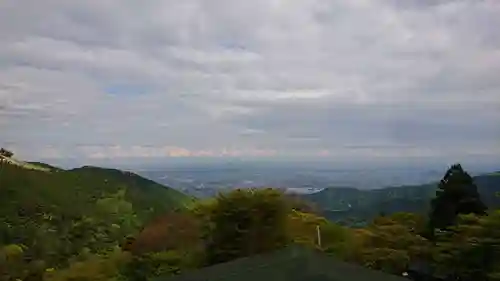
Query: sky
1,0,500,166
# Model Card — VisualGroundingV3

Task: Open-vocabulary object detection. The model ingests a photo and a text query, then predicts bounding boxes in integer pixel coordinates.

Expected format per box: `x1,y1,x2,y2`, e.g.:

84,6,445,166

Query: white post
316,225,321,248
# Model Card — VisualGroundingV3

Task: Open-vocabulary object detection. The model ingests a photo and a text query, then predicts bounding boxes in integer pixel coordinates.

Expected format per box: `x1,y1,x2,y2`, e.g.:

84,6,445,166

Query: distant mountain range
139,164,498,198
137,164,500,226
301,172,500,226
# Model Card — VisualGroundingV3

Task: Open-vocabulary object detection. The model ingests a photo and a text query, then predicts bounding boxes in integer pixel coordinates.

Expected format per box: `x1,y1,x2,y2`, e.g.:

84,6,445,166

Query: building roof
156,246,409,281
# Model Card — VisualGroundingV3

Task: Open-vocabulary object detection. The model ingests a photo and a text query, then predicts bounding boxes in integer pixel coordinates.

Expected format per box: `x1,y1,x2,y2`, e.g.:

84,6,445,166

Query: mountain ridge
0,160,193,221
301,172,500,226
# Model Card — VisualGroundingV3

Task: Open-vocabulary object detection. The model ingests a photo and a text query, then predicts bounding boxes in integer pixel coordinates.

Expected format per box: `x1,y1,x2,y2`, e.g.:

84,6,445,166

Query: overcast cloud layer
1,0,500,165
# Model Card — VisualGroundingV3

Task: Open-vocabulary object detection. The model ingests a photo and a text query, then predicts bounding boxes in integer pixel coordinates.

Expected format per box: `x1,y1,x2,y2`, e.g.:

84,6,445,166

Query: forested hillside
1,160,500,281
0,161,192,280
303,173,500,226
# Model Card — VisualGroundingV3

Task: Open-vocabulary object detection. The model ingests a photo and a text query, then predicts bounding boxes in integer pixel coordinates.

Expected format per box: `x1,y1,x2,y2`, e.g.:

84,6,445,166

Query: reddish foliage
128,212,202,255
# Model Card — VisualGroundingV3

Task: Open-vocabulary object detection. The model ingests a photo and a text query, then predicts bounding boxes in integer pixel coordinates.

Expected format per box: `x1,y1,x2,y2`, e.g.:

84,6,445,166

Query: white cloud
1,0,499,164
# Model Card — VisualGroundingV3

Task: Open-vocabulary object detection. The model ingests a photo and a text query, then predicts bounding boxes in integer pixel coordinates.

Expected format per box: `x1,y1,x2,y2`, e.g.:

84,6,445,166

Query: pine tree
429,164,487,231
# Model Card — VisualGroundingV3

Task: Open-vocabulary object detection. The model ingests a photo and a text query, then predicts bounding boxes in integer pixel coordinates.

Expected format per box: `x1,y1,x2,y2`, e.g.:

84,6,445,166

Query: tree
128,212,202,255
349,213,430,275
432,211,500,281
287,210,327,247
204,188,291,265
0,148,13,158
43,248,130,281
0,244,26,280
287,210,354,260
123,250,186,281
95,189,140,233
429,163,487,232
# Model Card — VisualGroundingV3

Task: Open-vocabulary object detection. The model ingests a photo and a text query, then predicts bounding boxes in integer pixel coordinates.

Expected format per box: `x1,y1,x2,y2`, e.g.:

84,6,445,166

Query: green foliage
287,210,327,247
95,189,140,236
44,248,131,281
123,250,201,280
0,244,47,281
432,211,500,281
2,156,500,281
25,162,63,172
204,188,292,265
2,244,24,258
347,213,430,275
0,161,191,279
304,172,500,226
429,163,487,231
286,210,355,260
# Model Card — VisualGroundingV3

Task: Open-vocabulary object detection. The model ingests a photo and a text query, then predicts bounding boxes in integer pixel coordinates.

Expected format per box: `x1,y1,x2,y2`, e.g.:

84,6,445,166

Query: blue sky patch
103,84,151,97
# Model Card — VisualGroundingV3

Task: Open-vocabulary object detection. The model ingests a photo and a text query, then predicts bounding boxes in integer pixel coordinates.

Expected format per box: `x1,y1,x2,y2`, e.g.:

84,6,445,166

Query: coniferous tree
429,163,487,231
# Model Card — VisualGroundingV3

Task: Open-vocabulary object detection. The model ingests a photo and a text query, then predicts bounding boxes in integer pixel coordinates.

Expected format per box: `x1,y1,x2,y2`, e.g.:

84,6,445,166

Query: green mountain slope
0,155,51,172
26,161,64,172
0,161,192,268
303,173,500,226
0,162,192,222
68,166,193,215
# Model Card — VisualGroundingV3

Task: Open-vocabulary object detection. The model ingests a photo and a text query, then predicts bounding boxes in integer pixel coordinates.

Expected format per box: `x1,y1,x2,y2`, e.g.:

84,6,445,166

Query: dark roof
408,260,432,274
157,246,409,281
407,259,450,280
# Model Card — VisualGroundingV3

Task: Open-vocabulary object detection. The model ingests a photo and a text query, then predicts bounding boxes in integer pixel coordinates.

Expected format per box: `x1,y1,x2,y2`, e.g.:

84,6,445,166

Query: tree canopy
1,157,500,281
203,188,292,265
429,163,487,231
0,148,13,158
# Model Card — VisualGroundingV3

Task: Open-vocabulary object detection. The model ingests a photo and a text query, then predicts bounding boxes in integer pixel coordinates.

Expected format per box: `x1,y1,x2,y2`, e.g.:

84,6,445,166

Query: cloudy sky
1,0,499,165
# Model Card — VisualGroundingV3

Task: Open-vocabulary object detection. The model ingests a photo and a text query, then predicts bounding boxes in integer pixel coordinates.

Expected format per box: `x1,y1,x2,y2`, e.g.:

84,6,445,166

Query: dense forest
1,155,500,281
